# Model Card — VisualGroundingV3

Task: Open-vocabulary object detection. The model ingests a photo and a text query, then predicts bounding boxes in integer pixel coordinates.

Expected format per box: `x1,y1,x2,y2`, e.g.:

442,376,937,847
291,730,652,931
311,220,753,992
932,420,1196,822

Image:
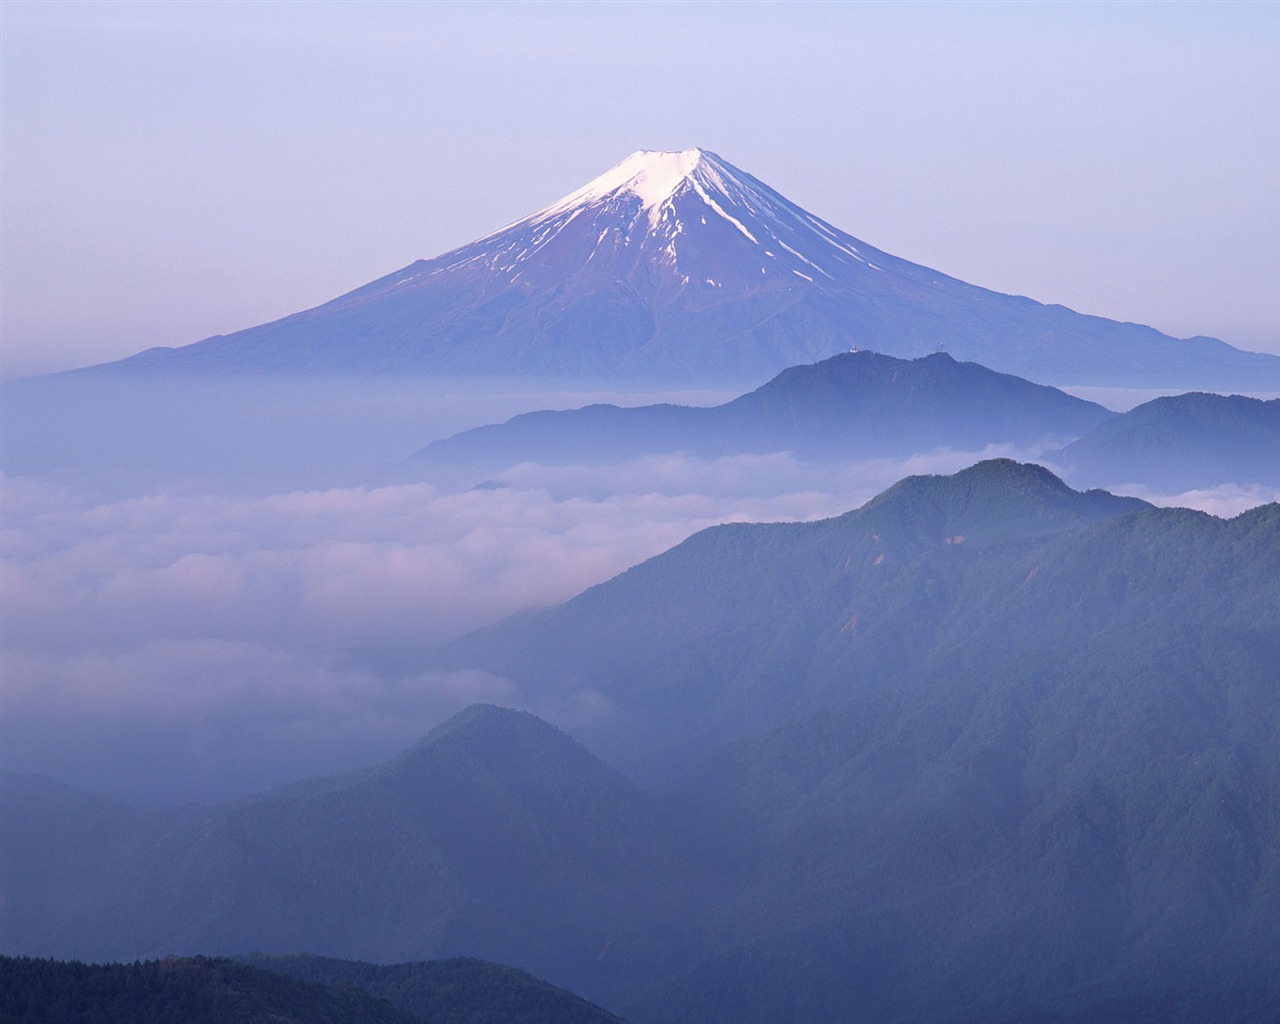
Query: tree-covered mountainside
240,954,627,1024
645,585,1280,1022
5,462,1278,1022
1044,391,1280,491
0,954,628,1024
0,955,413,1024
402,352,1113,481
420,460,1160,780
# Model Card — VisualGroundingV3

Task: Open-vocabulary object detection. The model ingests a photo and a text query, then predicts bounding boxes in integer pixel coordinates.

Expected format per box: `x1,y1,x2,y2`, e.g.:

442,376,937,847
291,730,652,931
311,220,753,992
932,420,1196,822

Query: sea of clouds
5,448,1005,804
3,378,1274,806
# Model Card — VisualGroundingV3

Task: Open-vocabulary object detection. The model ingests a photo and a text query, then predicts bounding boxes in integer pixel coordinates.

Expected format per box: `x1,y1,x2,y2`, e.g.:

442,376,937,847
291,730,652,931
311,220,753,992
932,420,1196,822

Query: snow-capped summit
538,148,714,219
110,148,1280,388
403,146,888,301
525,148,791,240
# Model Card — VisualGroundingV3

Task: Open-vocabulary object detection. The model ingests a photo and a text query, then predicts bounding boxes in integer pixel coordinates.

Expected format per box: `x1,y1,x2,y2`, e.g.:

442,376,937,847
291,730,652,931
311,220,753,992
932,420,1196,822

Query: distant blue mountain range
1044,391,1280,491
402,350,1113,481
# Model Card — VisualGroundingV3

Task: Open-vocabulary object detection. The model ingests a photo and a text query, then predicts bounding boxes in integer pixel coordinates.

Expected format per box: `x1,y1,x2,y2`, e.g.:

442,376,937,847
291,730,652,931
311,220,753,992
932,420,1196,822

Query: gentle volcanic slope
109,148,1280,387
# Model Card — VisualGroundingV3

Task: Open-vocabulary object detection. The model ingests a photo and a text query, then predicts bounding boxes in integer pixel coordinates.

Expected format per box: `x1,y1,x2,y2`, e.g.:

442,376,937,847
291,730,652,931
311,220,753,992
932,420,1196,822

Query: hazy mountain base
4,367,1052,807
0,370,736,496
0,706,710,1006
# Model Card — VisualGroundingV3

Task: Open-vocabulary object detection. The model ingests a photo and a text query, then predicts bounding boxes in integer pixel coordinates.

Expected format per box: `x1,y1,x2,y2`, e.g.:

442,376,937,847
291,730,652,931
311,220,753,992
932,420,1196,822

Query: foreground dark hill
403,351,1112,480
0,955,412,1024
0,954,626,1024
0,707,703,1004
90,148,1280,389
1045,391,1280,491
240,954,627,1024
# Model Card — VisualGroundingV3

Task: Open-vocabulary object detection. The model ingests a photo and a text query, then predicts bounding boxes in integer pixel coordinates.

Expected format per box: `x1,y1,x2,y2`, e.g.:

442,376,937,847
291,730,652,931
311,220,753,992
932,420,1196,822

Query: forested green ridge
0,954,628,1024
0,956,411,1024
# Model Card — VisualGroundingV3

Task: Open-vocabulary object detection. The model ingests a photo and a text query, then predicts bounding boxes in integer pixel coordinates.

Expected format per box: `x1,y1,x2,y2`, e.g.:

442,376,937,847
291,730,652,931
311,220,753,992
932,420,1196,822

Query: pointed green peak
847,459,1149,549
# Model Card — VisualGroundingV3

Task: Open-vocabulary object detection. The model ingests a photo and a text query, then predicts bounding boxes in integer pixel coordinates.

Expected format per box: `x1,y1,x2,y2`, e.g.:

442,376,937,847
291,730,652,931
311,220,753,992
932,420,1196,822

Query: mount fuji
103,148,1278,388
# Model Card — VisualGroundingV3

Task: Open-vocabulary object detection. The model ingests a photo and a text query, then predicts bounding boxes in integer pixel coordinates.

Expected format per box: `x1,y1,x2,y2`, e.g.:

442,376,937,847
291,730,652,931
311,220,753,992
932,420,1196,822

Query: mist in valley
4,367,1274,806
3,372,1041,804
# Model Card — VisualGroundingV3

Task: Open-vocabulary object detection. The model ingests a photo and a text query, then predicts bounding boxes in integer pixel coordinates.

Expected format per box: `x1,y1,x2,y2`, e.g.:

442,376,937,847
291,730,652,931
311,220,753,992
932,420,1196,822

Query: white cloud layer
1116,482,1280,520
4,447,1270,805
0,454,894,804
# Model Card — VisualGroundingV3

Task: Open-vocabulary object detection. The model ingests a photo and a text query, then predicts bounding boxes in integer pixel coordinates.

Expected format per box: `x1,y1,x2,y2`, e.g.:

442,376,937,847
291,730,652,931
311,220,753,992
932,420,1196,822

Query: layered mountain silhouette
0,706,705,1005
97,148,1280,388
402,351,1113,480
1044,391,1280,491
7,463,1279,1022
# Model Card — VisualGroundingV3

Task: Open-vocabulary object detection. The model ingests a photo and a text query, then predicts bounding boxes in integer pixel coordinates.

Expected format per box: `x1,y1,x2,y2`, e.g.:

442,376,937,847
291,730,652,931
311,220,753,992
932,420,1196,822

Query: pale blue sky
4,1,1278,378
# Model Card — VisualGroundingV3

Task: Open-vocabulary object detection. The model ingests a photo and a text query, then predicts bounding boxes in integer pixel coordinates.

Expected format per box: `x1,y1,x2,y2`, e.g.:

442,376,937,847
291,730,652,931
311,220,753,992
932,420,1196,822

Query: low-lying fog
3,375,1275,805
